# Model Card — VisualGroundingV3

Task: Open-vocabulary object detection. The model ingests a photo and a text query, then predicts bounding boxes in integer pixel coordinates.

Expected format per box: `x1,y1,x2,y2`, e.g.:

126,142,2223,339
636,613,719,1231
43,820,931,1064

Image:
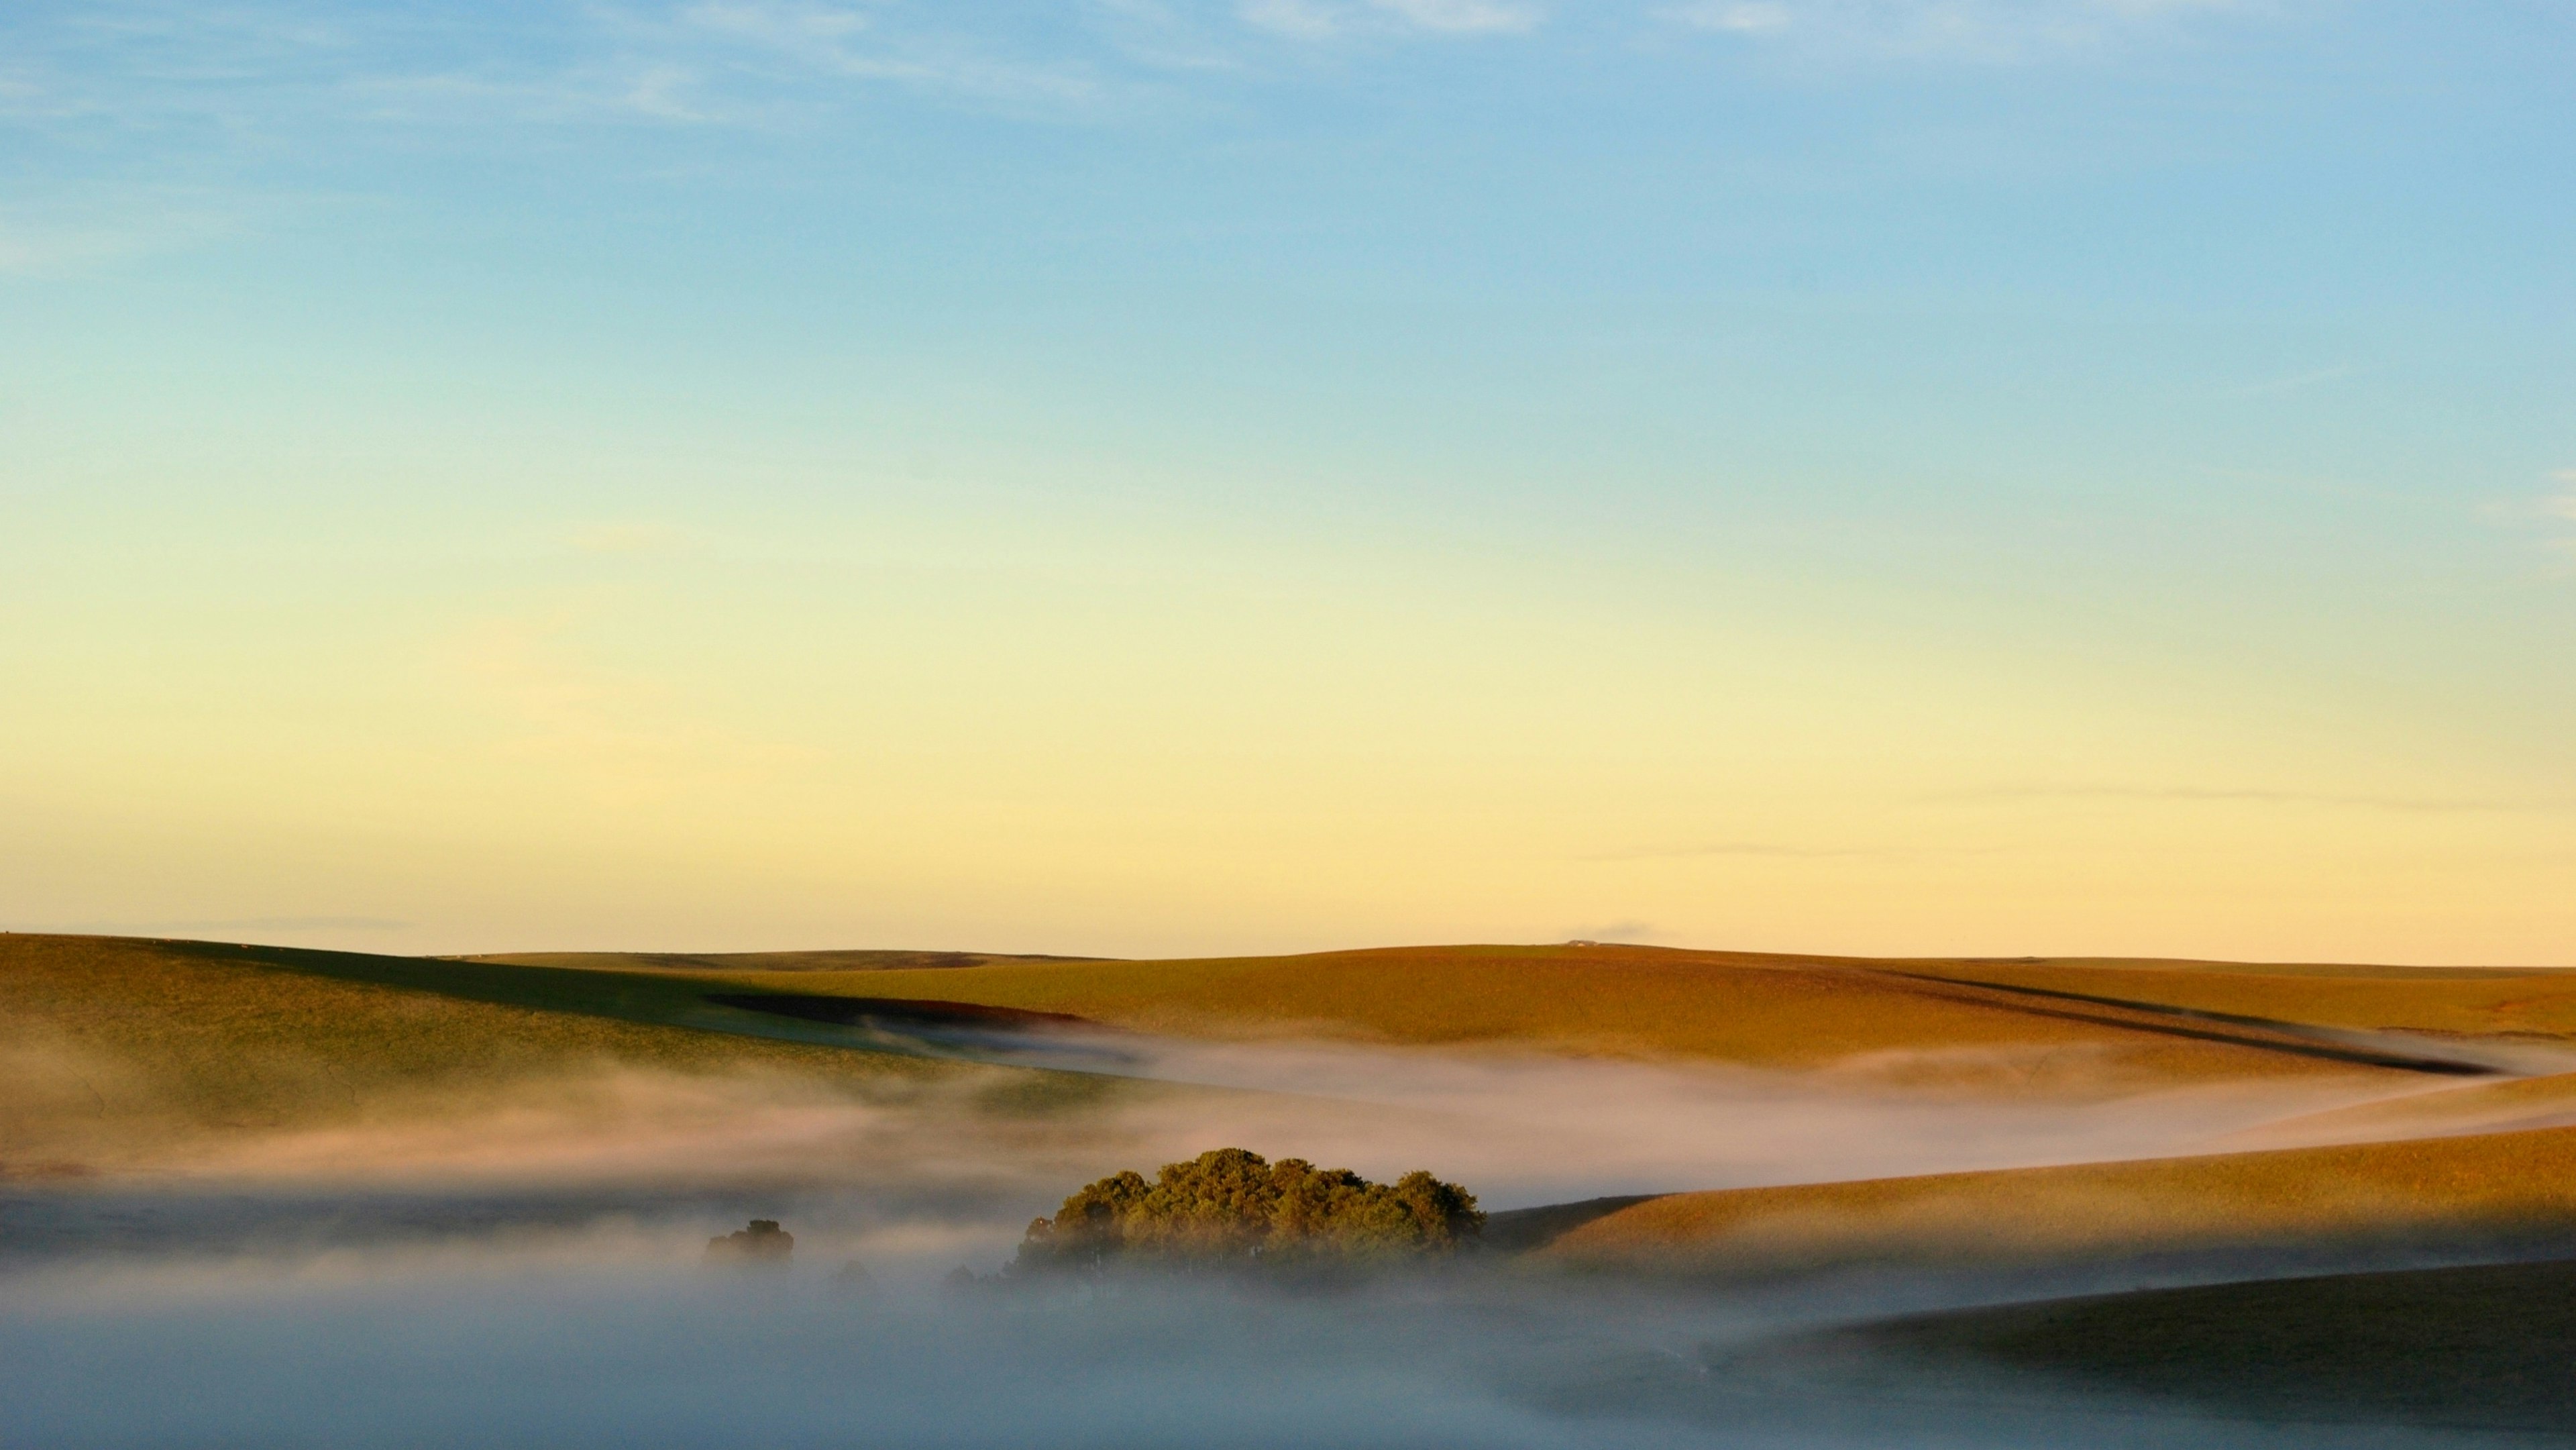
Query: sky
2,0,2572,962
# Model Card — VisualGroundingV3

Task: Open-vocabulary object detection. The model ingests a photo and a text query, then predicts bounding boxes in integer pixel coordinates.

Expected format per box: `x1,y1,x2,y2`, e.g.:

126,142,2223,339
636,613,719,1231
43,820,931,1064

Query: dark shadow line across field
139,938,1153,1076
698,994,1097,1033
129,935,2502,1088
1865,970,2498,1078
697,992,1145,1074
1481,1195,1670,1254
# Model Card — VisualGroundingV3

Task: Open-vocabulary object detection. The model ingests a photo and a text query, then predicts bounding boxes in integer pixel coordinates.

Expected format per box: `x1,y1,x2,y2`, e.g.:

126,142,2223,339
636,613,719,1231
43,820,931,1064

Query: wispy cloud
30,916,411,936
1676,3,1792,33
339,65,739,127
1662,0,2262,63
567,521,688,556
0,0,1579,281
2544,470,2576,561
682,0,874,52
445,612,821,805
6,1,1132,149
1583,841,1898,862
0,191,246,276
1371,0,1544,34
1560,919,1661,941
664,1,1118,111
2482,470,2576,564
1927,785,2536,815
1237,0,1347,40
2222,361,2363,399
0,216,153,275
0,0,2298,289
0,68,85,121
1084,0,1249,70
2548,470,2576,523
1238,0,1544,40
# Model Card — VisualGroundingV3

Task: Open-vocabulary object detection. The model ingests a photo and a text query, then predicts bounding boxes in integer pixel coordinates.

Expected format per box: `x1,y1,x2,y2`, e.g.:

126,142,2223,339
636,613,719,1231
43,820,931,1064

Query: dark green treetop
1012,1147,1483,1274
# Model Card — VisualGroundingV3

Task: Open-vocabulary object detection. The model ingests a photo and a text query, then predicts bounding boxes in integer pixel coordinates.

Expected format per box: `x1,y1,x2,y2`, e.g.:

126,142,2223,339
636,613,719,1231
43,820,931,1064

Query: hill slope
559,941,2540,1087
0,934,961,1176
15,933,2572,1175
1531,1125,2576,1278
16,935,2565,1111
2224,1070,2576,1149
1831,1258,2576,1433
1885,955,2576,1048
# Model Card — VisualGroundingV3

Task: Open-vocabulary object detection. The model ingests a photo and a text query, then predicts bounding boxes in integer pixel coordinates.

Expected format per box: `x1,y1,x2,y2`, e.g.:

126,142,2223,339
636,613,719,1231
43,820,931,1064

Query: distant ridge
455,949,1116,974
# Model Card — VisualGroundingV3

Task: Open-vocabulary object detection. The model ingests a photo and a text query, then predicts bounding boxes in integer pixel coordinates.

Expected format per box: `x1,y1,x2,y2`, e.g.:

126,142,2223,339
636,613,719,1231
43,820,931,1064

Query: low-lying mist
5,1027,2521,1447
1098,1034,2420,1208
15,1023,2435,1204
0,1231,2504,1450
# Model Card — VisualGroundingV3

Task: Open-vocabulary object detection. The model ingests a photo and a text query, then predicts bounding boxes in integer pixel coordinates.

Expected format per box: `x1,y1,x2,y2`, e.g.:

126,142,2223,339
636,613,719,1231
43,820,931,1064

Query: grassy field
1885,955,2576,1039
0,934,983,1175
2224,1070,2576,1148
464,949,1108,974
1530,1125,2576,1278
15,932,2574,1178
17,933,2565,1140
20,930,2576,1432
559,941,2542,1087
1835,1257,2576,1432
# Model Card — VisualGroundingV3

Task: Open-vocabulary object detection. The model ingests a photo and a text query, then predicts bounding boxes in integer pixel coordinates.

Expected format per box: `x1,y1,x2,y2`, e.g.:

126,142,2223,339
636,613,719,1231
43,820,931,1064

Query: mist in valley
7,1027,2547,1448
5,1218,2540,1450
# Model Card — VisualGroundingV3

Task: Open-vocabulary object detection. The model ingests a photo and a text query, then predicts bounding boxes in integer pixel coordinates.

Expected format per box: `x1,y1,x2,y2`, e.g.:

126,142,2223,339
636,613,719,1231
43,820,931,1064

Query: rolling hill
482,941,2559,1087
2222,1069,2576,1149
12,932,2575,1179
0,934,980,1176
1822,1257,2576,1433
1527,1125,2576,1278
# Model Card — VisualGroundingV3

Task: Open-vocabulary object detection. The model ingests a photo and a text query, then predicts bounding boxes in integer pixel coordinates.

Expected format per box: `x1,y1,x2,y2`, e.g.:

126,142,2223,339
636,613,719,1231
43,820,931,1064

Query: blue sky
4,1,2573,960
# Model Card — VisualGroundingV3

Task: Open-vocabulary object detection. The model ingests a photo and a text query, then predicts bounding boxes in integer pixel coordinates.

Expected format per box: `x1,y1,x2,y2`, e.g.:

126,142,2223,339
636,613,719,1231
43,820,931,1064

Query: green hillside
1832,1258,2576,1433
0,934,974,1176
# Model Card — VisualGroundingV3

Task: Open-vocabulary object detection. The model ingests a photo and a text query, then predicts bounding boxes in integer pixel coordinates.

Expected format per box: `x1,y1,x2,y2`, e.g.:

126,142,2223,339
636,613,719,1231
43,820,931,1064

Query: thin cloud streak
2546,471,2576,525
1927,786,2545,815
1238,0,1544,38
0,0,2298,178
441,612,824,805
1662,0,2268,64
2223,361,2364,399
1369,0,1545,34
1562,919,1662,941
25,916,413,935
567,521,688,556
0,190,248,276
5,1,1130,146
1582,842,1911,862
667,1,1118,111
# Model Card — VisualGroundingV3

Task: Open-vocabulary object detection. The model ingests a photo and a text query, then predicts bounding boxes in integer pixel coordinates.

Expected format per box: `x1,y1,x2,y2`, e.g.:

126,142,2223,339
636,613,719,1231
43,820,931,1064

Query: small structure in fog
705,1219,794,1267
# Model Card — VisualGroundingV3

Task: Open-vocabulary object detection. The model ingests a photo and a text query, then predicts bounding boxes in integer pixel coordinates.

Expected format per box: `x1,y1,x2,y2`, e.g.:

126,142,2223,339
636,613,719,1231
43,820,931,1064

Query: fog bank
0,1243,2512,1450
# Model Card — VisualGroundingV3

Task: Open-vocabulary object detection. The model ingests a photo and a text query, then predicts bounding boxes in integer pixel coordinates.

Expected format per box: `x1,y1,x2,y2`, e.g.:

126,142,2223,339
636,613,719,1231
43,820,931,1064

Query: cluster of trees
1010,1147,1483,1276
705,1219,794,1267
